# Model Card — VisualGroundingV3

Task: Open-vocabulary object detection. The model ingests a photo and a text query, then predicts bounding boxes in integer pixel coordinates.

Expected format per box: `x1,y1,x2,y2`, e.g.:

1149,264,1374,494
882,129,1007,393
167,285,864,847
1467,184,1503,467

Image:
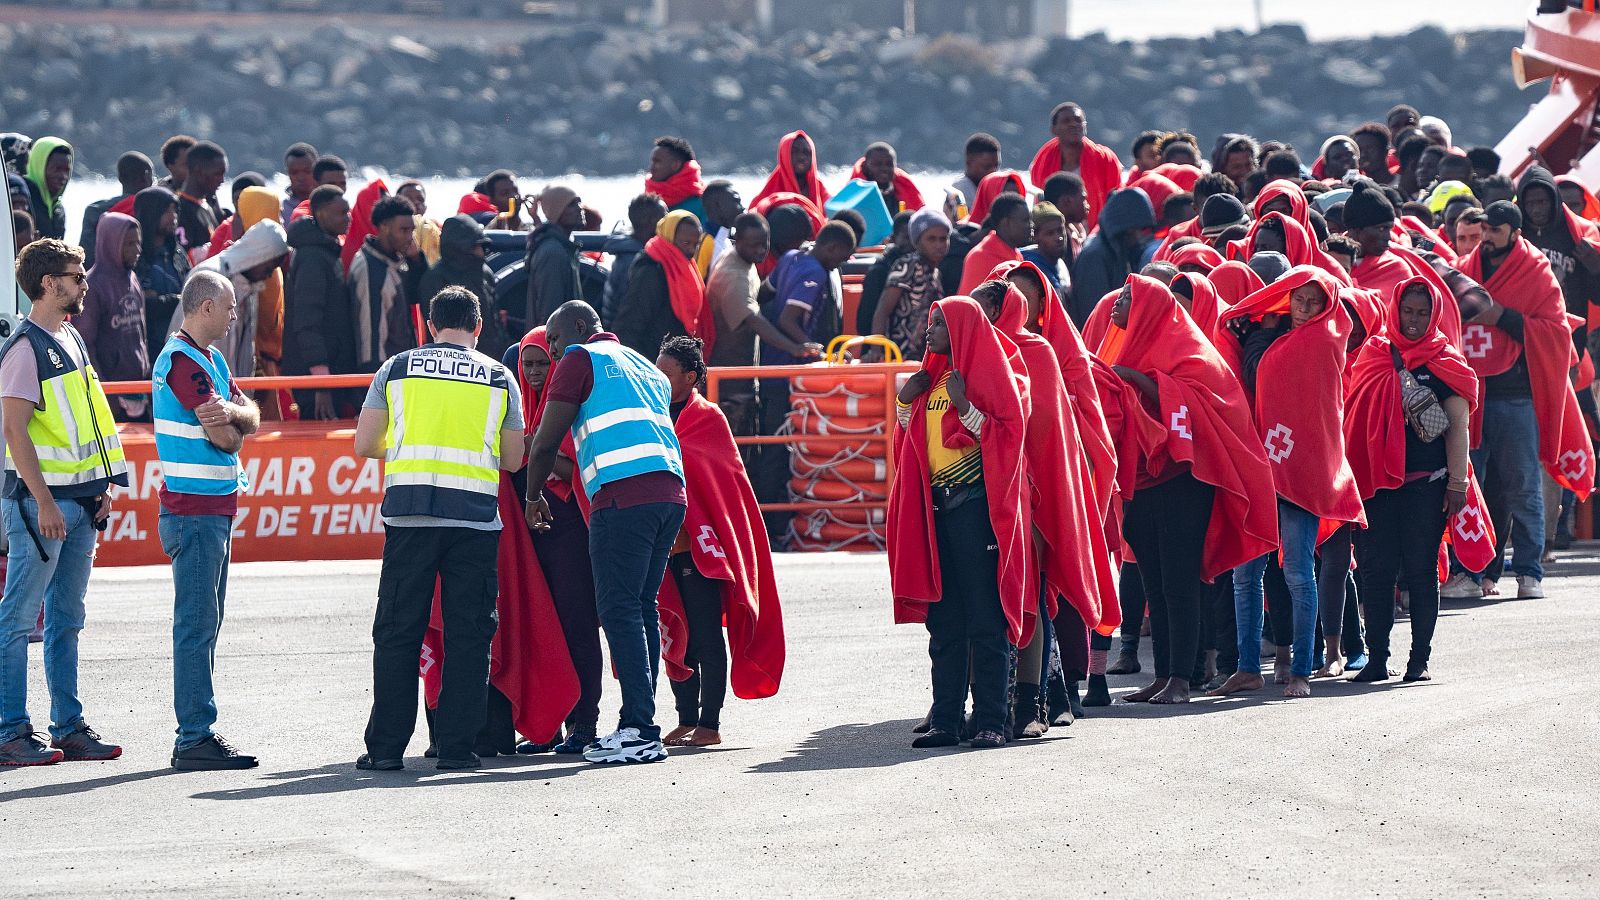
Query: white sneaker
1439,574,1480,600
1517,576,1545,599
582,727,667,765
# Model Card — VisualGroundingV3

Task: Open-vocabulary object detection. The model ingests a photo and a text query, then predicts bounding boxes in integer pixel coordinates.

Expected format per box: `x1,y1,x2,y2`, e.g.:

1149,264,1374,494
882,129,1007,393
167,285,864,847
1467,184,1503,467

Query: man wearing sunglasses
0,238,130,767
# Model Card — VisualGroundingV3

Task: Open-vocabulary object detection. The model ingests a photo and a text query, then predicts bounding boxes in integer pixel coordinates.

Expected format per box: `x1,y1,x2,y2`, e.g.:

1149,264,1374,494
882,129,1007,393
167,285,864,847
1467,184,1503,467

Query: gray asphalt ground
2,547,1598,898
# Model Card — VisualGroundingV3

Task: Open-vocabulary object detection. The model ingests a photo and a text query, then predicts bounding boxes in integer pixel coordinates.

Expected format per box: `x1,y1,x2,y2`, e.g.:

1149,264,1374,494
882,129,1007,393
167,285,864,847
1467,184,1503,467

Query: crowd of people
0,92,1596,765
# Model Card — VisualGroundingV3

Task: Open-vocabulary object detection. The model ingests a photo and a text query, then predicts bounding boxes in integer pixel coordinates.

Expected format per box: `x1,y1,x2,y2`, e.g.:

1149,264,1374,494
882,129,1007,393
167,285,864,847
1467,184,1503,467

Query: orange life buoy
790,477,886,502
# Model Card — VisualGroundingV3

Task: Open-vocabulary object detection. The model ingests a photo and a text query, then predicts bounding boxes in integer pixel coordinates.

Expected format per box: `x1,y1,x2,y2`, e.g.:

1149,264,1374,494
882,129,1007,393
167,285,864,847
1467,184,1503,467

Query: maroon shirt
158,332,242,516
544,332,686,510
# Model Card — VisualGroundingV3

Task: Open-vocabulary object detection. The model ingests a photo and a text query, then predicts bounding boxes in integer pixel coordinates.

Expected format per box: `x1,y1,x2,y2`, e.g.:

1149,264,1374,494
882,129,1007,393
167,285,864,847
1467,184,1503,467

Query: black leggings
668,552,729,730
531,491,603,733
927,495,1011,735
1356,478,1448,668
1116,561,1145,655
1208,570,1237,674
1122,473,1215,680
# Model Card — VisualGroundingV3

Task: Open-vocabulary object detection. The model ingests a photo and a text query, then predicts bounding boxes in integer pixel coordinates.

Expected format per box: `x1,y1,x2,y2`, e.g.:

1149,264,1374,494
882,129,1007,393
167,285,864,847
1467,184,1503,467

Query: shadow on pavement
747,718,958,773
0,766,179,802
1086,674,1413,718
188,754,597,800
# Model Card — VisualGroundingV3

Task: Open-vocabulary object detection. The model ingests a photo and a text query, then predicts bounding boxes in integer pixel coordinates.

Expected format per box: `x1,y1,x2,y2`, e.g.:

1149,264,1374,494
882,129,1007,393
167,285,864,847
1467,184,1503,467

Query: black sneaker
911,729,959,749
355,753,403,771
0,725,63,766
552,730,594,754
172,734,258,770
436,753,481,771
51,722,121,761
515,739,558,755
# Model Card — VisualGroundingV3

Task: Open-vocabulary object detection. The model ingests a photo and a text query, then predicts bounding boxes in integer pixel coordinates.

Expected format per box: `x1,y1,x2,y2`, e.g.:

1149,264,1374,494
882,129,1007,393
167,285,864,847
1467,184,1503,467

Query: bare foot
686,728,722,747
1149,679,1191,704
1274,648,1291,683
1122,677,1169,702
1283,676,1311,698
663,725,697,746
1315,654,1345,679
1208,671,1265,696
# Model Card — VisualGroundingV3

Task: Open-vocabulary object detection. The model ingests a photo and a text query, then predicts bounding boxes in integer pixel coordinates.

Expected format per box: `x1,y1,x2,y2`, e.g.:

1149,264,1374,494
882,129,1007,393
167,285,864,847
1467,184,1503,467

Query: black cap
1485,199,1522,231
1199,194,1249,234
1342,181,1395,230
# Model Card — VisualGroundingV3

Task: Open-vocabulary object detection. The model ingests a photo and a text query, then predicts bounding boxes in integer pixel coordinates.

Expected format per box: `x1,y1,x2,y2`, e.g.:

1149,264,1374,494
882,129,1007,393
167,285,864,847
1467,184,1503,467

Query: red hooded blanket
657,392,785,699
1458,237,1595,497
1028,137,1123,230
646,159,705,209
753,131,830,212
849,158,925,212
959,231,1023,295
341,179,388,273
1171,271,1228,339
1104,275,1279,579
994,282,1117,630
888,298,1033,644
1214,266,1367,527
969,170,1028,225
1343,275,1495,570
1169,241,1224,274
1209,260,1265,307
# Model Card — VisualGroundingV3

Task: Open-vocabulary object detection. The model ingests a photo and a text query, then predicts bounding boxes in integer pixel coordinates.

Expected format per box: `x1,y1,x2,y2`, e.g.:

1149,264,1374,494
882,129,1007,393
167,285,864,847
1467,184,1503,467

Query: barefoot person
890,299,1030,748
1344,277,1477,683
654,336,785,747
1211,267,1367,698
1098,276,1277,704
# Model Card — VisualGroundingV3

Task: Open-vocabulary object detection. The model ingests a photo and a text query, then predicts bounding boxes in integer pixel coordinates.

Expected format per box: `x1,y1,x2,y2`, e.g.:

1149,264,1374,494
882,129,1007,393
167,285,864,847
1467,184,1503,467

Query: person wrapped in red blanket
970,279,1115,736
1028,102,1123,231
890,298,1030,749
1451,200,1595,599
1097,275,1277,704
653,336,784,748
1211,266,1365,699
852,142,925,213
752,130,831,212
1344,276,1484,681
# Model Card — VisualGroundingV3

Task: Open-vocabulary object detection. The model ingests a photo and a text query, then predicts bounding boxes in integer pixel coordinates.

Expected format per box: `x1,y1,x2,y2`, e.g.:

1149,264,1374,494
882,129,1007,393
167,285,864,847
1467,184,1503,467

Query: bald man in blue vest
526,300,685,766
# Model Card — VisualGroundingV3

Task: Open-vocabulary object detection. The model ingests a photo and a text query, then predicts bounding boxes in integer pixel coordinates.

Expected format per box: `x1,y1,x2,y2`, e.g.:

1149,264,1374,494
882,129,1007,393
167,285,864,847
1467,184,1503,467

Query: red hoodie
888,298,1033,644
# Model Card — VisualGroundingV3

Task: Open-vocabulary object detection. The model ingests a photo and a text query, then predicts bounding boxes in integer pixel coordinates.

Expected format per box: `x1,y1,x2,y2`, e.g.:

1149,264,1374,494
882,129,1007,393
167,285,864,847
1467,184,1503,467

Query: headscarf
908,207,951,246
753,131,829,211
644,210,715,357
24,136,69,217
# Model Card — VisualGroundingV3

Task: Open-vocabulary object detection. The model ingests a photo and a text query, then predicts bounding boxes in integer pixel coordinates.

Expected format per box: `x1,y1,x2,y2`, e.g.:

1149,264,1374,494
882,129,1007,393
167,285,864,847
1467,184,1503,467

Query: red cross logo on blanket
696,525,727,559
1170,405,1193,440
1462,324,1494,359
1454,505,1487,543
1263,423,1295,463
1559,450,1589,482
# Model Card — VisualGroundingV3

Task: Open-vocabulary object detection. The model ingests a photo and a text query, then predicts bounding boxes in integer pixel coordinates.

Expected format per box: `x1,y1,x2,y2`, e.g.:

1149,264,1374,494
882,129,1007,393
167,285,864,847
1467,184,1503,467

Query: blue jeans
159,512,232,751
589,501,685,743
0,495,97,740
1233,500,1320,678
1473,396,1545,580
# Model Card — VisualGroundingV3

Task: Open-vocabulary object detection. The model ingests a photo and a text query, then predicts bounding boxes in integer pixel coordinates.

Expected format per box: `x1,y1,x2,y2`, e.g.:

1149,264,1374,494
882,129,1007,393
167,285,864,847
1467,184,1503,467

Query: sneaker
0,725,63,766
910,729,959,749
582,727,667,765
1439,574,1479,600
436,753,481,771
969,729,1007,749
172,734,258,770
1346,652,1368,672
515,739,558,755
1517,576,1545,599
355,753,403,771
51,722,121,761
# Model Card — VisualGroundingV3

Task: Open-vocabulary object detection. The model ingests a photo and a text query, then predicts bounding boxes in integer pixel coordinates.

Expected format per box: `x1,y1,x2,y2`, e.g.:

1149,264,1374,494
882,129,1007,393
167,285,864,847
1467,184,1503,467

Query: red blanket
1104,275,1279,579
1214,267,1366,527
341,179,388,273
1172,271,1227,338
1239,210,1350,284
644,235,716,359
657,393,785,698
1152,216,1202,262
959,231,1022,295
1153,162,1202,191
1126,172,1181,224
1209,260,1264,306
1169,241,1224,274
991,259,1118,520
1459,237,1595,498
646,159,705,209
849,158,925,212
753,131,830,212
1028,137,1122,230
517,328,582,505
421,475,579,743
969,170,1027,225
888,298,1033,644
1340,285,1388,387
994,282,1117,630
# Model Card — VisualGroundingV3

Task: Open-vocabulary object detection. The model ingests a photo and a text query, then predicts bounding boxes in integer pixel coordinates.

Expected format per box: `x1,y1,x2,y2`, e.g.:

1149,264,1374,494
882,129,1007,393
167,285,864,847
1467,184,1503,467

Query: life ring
790,477,886,503
791,457,886,484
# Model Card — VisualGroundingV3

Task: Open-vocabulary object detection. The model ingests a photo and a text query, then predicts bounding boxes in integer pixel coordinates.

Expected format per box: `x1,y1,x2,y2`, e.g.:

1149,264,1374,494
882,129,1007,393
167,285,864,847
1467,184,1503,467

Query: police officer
0,239,129,767
353,287,524,771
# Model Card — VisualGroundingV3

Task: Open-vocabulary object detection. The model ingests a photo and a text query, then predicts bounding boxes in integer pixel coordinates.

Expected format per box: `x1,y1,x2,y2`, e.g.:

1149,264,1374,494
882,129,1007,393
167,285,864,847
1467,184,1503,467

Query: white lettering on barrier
327,457,382,496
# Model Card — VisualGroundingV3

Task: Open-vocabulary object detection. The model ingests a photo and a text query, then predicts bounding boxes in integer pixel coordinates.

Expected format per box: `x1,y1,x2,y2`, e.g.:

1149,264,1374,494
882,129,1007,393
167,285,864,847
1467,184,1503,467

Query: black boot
1065,681,1084,721
1083,674,1111,706
1012,683,1046,739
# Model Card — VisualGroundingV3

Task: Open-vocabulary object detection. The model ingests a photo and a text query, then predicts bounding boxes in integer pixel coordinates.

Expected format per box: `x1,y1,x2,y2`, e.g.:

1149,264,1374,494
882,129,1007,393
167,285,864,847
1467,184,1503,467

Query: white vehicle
1,183,24,339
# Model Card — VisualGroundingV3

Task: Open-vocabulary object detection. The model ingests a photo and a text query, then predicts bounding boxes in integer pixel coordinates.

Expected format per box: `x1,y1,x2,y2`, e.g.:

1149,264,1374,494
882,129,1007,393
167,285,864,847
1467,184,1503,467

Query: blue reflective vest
152,335,248,497
571,340,683,496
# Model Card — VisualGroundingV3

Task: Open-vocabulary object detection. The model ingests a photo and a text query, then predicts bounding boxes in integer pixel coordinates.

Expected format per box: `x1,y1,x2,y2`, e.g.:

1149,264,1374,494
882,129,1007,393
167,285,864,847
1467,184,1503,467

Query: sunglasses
49,272,87,284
